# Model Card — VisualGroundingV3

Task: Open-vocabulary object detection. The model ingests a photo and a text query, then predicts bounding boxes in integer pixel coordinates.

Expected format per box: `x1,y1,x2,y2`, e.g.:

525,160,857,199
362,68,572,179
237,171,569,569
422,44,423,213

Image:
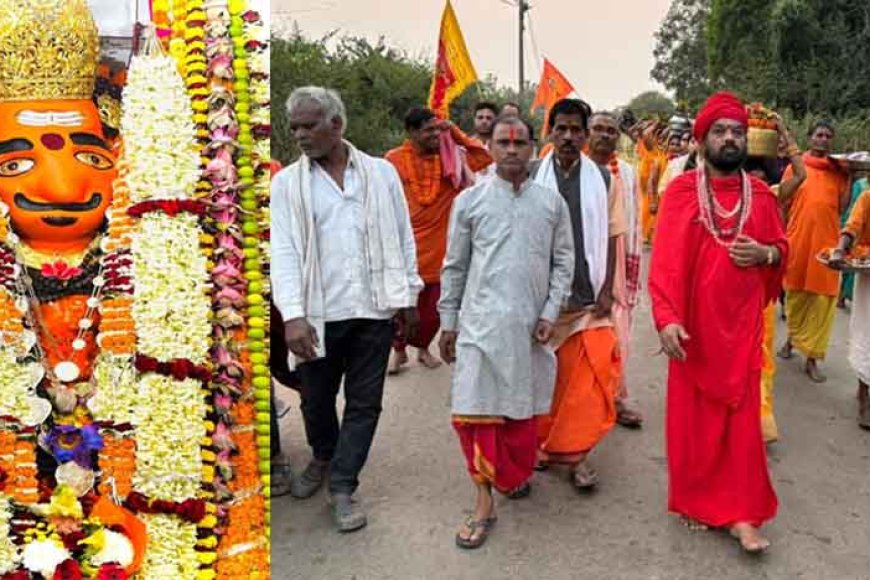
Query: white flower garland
121,52,200,202
140,514,200,578
87,355,138,425
0,347,39,422
131,213,211,363
0,495,18,575
132,375,206,501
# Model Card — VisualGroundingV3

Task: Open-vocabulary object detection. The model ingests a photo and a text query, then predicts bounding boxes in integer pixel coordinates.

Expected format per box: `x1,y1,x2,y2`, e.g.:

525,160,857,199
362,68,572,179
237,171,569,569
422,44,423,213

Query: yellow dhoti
761,304,777,442
785,290,837,360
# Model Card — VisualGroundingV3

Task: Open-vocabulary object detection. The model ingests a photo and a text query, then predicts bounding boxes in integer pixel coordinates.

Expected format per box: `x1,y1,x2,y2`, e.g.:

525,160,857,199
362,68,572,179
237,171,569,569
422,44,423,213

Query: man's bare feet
805,359,827,383
417,348,442,369
679,516,708,532
730,522,771,553
777,339,793,360
388,349,409,375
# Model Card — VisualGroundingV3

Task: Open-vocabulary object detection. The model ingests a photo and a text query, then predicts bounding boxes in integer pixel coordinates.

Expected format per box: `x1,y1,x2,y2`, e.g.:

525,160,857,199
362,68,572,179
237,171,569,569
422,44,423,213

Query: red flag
428,1,478,119
530,58,576,136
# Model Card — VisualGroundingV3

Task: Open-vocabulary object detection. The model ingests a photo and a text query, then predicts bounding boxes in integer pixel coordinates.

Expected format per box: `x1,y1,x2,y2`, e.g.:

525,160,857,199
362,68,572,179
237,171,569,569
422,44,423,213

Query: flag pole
518,1,530,94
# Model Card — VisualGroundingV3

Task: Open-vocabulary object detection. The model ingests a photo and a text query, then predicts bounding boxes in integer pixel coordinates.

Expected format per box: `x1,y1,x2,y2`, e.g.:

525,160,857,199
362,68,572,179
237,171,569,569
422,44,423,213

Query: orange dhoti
537,325,621,464
452,416,537,493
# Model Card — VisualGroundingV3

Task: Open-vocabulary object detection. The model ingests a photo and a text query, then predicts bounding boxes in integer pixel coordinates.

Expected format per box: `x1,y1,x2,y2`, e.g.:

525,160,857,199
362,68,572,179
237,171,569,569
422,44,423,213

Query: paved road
273,270,870,580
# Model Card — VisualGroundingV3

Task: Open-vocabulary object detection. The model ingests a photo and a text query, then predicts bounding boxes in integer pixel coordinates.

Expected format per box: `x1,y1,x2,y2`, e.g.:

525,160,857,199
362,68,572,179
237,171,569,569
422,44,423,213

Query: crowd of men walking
270,85,870,555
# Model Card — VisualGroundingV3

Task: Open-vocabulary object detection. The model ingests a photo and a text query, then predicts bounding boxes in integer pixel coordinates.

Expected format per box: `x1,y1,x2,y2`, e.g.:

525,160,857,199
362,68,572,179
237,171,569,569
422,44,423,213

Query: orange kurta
386,127,492,283
783,154,849,297
844,189,870,244
638,142,664,244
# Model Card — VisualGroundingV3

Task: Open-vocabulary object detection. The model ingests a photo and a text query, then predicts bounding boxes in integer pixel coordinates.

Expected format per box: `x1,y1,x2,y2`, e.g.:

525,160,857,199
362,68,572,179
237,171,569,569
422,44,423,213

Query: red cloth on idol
452,418,536,493
692,92,748,142
649,170,787,527
393,283,440,350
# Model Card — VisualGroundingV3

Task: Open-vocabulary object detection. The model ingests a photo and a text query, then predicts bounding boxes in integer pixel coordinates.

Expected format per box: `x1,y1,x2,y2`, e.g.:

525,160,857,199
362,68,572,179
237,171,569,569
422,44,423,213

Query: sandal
570,463,599,490
504,482,531,500
455,515,497,549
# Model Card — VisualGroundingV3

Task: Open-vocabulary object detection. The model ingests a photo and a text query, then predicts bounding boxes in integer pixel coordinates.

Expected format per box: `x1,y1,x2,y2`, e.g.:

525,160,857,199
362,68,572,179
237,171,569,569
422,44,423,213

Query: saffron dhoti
537,325,620,464
452,416,537,493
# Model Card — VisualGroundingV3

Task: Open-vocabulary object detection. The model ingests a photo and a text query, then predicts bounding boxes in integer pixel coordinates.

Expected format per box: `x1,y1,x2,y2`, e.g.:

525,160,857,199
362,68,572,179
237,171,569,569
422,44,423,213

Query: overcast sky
273,0,673,110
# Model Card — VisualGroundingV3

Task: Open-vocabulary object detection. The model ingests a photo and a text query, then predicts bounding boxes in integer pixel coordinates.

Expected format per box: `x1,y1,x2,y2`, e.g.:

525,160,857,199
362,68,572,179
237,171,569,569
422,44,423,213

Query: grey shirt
530,157,611,309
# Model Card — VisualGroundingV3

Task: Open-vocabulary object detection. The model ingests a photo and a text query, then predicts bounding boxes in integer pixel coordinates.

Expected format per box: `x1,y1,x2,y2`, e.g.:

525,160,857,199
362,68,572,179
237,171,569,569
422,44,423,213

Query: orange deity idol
0,0,116,387
0,100,115,255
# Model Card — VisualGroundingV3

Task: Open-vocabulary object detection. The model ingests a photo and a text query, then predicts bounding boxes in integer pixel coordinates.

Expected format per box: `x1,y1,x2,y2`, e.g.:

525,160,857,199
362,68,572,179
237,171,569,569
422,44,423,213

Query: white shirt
271,156,421,323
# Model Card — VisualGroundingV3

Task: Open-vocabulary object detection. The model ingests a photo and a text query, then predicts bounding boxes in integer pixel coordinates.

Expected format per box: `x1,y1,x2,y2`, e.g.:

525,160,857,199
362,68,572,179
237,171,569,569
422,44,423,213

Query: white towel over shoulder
534,152,609,298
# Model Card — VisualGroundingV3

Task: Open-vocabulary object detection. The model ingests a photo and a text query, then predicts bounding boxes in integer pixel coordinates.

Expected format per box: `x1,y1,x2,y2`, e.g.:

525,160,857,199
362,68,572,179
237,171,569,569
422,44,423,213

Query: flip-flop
455,515,497,550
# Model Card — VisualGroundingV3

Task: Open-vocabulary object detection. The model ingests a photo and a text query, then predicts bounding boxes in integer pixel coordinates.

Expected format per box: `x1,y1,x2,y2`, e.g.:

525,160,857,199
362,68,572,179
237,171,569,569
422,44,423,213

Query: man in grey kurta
438,116,574,550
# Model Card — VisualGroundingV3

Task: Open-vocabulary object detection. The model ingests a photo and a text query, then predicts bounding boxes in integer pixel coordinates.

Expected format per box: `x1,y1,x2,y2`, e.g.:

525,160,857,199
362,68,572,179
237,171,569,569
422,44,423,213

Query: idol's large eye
74,151,114,170
0,158,35,177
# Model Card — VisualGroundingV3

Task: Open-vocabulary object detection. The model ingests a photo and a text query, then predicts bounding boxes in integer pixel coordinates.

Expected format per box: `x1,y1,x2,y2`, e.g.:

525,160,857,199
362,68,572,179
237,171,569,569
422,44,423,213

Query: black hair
547,98,592,133
491,114,535,142
744,156,779,185
474,101,499,116
808,119,836,137
404,107,437,131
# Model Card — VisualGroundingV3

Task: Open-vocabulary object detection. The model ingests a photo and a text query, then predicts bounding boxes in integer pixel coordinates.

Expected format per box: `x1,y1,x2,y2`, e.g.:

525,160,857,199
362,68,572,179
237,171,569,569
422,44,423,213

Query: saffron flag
428,0,478,119
530,58,575,136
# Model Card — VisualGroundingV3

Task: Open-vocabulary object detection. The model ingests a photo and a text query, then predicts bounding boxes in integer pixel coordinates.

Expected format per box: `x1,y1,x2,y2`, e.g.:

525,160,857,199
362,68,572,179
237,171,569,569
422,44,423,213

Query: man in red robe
649,92,788,553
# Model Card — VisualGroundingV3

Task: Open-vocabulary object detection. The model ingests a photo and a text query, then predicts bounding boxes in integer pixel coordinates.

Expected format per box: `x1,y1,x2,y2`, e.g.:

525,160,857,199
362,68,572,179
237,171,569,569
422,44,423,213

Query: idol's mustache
14,192,103,212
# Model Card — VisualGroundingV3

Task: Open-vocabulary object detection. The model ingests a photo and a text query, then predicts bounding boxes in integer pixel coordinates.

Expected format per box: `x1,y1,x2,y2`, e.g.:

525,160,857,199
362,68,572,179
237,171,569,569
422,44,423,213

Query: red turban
693,91,748,142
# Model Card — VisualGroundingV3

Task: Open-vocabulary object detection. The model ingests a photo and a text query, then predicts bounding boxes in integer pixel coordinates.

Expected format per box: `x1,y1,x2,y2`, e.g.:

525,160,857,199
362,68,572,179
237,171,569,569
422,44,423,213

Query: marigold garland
96,434,135,499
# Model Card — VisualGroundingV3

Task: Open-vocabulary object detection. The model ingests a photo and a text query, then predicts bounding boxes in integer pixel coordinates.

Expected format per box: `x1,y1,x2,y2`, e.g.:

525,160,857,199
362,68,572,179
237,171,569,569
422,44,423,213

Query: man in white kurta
439,116,574,549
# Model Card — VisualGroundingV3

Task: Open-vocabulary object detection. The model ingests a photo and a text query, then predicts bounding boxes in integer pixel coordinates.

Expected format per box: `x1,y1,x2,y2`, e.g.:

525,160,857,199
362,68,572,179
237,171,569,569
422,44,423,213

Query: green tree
271,28,431,163
271,29,541,163
625,91,676,120
651,0,713,110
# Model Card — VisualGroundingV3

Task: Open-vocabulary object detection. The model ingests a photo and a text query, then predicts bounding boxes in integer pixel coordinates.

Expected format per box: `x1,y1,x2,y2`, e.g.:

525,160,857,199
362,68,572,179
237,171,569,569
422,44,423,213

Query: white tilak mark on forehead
16,111,85,127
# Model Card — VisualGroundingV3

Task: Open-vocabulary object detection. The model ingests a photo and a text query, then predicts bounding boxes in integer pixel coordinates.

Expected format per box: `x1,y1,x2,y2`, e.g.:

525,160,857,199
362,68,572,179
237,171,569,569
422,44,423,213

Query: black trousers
297,318,393,495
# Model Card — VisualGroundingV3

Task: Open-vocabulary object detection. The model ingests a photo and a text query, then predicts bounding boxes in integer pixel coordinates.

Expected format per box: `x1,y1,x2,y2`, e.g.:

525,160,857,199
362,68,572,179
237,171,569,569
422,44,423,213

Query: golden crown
0,0,100,102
